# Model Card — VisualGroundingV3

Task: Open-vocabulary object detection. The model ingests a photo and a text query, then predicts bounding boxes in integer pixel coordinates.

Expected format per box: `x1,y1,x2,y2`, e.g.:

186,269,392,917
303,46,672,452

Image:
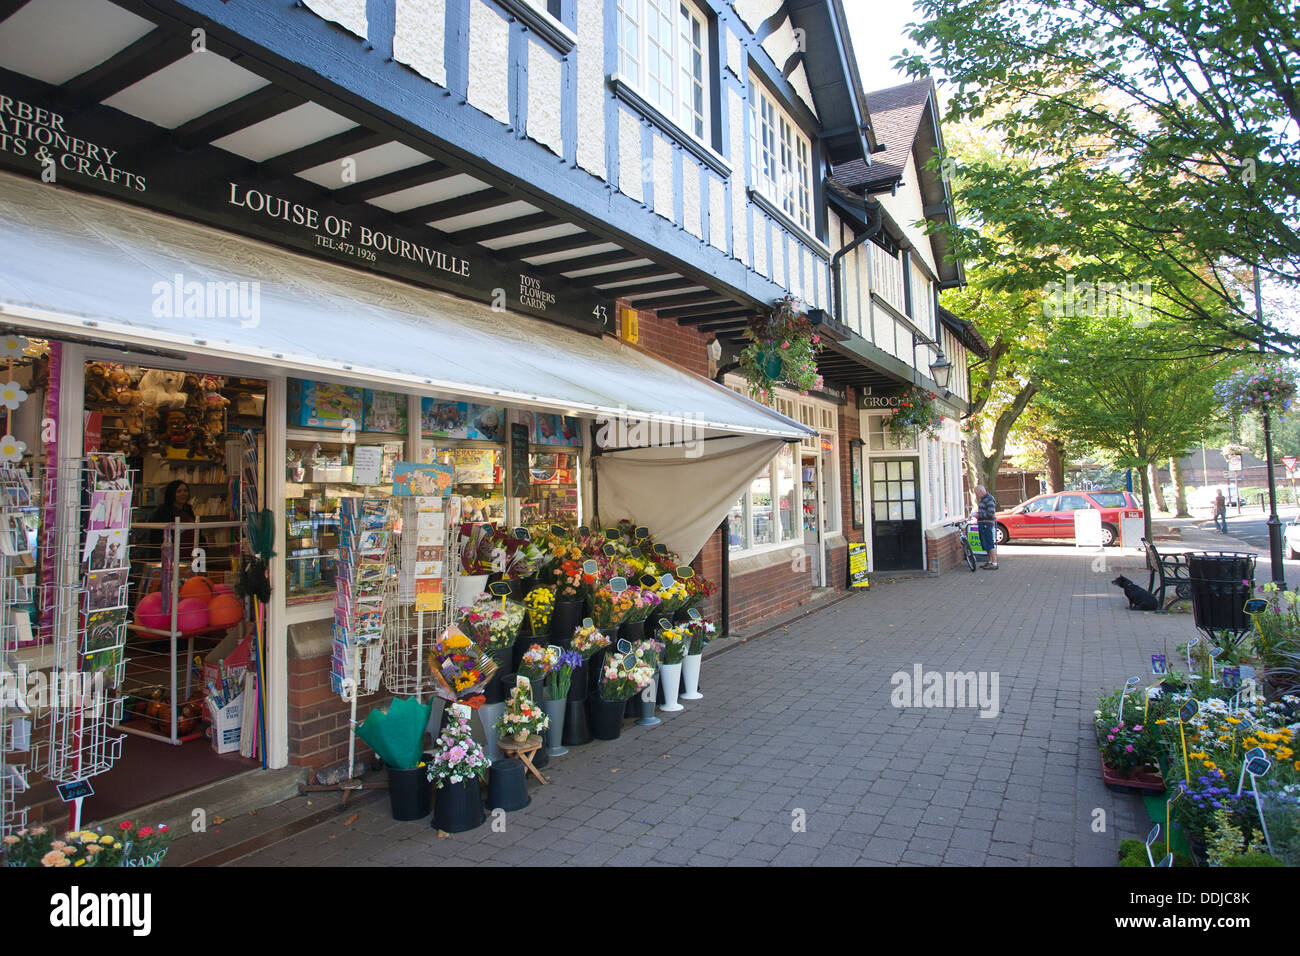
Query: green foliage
1117,839,1192,868
1220,853,1286,867
901,0,1300,354
738,295,822,401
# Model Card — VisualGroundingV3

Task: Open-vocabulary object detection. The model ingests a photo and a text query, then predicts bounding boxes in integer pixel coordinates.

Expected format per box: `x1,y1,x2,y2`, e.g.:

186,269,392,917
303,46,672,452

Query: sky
842,0,927,94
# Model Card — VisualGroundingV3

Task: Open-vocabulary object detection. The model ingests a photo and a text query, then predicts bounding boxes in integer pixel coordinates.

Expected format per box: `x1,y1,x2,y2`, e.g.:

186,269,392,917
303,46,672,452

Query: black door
870,457,923,571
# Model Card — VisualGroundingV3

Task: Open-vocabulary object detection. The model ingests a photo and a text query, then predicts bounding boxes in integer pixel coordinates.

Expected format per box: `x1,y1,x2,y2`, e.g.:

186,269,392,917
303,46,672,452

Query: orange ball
207,593,243,628
181,577,213,601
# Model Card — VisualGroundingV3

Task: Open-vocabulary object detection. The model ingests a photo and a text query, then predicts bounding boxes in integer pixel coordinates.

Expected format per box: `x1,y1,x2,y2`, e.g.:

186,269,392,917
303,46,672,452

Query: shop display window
522,451,580,527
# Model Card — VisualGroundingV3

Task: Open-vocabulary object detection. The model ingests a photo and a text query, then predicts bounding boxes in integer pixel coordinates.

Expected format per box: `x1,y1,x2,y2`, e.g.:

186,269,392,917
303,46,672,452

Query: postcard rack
382,494,462,699
38,455,131,803
0,465,39,835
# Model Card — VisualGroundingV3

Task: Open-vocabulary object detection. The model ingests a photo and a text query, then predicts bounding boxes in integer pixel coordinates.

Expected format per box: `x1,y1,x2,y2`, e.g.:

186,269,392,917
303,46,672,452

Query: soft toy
108,368,141,406
138,369,187,410
84,363,116,404
165,409,190,448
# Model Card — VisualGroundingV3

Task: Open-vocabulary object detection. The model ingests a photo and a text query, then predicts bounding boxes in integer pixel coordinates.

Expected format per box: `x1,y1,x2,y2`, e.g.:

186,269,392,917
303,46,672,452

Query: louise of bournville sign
0,80,612,335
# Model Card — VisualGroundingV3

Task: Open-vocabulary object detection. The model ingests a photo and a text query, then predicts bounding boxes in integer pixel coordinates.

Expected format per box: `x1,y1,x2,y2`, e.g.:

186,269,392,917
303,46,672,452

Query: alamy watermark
2,665,109,716
1042,275,1153,325
151,273,260,328
594,406,705,459
890,663,1000,718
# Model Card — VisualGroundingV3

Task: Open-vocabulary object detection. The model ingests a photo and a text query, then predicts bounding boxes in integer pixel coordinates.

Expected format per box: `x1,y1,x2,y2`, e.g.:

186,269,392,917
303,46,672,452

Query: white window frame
750,81,813,232
864,411,917,453
616,0,710,142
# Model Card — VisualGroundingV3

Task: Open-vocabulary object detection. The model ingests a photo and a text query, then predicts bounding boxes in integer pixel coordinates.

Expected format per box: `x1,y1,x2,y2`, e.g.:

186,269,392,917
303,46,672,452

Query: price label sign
1179,699,1199,723
639,573,658,588
634,526,650,539
687,607,702,621
616,639,632,654
487,581,513,597
602,544,617,556
653,544,668,556
660,573,675,589
605,528,621,540
629,546,641,558
512,527,531,541
1244,598,1268,615
582,559,598,575
578,525,591,537
657,617,672,631
610,576,628,593
551,524,567,536
675,566,694,580
57,779,94,802
582,617,594,629
1247,756,1271,777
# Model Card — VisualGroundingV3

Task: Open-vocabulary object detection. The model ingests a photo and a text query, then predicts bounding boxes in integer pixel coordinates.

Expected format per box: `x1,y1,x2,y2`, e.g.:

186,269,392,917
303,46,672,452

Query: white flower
0,335,28,358
0,435,25,463
0,382,27,410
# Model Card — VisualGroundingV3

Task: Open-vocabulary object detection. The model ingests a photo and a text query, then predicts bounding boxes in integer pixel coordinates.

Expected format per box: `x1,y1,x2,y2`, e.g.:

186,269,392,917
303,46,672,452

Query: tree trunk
1170,456,1190,517
1148,463,1168,513
1139,463,1153,541
1044,438,1065,493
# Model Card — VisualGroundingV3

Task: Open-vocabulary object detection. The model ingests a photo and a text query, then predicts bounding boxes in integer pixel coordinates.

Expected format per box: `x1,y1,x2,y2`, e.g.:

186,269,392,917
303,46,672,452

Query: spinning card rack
0,466,39,835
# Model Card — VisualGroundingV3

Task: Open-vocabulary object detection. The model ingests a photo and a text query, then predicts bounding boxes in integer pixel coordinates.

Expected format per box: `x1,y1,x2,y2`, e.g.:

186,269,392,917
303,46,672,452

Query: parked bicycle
951,517,986,572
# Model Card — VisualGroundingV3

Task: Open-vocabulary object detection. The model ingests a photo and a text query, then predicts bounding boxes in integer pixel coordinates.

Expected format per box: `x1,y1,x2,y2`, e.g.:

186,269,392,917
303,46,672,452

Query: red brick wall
925,527,964,575
728,556,814,631
288,656,388,771
625,302,711,377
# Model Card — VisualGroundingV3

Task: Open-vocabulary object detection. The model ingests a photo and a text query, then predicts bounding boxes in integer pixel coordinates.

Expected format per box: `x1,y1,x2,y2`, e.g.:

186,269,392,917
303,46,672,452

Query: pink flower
1107,734,1115,741
1125,745,1134,752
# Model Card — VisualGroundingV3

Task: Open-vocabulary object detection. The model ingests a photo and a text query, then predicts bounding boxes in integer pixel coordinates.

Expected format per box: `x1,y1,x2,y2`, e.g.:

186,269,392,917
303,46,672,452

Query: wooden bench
1143,538,1193,611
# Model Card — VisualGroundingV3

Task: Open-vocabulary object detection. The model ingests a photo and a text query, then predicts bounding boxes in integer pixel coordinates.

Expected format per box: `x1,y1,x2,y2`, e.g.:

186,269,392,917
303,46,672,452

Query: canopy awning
0,172,811,443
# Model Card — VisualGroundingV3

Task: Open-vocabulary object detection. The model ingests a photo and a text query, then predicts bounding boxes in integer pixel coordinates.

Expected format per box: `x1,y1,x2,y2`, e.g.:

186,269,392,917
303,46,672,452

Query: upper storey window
617,0,710,141
751,83,813,232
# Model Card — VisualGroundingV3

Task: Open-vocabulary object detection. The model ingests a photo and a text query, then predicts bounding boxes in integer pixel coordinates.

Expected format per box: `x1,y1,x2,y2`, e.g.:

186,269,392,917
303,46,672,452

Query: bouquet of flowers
545,649,583,701
683,573,716,610
622,586,662,623
570,623,612,659
555,559,586,602
687,618,717,656
658,625,689,664
1,821,171,868
590,585,637,627
457,597,525,666
519,642,559,686
634,637,665,670
458,522,500,575
428,703,490,788
426,624,496,707
599,649,656,701
523,587,555,634
654,579,690,615
495,678,549,742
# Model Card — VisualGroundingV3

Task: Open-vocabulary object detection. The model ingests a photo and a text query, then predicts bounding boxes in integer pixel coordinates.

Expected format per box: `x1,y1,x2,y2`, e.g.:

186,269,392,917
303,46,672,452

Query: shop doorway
82,359,268,819
801,454,823,586
870,457,923,571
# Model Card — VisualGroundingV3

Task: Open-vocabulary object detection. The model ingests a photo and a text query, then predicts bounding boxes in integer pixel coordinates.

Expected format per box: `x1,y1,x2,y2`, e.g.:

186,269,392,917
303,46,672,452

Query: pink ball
211,583,236,599
176,597,210,635
135,591,168,631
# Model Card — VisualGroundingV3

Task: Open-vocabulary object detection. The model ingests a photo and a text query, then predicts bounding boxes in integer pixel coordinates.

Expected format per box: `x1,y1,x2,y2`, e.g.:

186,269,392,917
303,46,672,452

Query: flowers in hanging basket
738,295,822,400
599,650,656,701
544,649,583,701
687,618,717,656
658,626,690,664
570,623,612,659
519,643,559,685
428,704,490,788
1216,363,1299,419
495,678,549,742
885,387,944,443
523,587,555,633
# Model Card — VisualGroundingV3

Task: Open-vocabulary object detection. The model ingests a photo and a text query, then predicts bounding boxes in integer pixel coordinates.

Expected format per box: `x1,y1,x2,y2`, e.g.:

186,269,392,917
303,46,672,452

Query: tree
1038,317,1237,539
903,0,1300,354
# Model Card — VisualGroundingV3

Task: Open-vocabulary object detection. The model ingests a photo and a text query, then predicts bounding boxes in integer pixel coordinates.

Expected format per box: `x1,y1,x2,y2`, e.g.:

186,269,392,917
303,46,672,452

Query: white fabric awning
0,172,811,442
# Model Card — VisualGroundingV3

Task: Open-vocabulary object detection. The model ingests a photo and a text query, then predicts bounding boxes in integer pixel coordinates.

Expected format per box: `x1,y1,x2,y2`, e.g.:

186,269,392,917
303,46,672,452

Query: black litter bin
1187,552,1256,634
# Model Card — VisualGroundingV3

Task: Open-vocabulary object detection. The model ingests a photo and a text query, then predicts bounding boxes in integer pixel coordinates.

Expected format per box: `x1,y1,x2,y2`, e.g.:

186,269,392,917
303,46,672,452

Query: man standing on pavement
1214,488,1227,534
974,484,999,570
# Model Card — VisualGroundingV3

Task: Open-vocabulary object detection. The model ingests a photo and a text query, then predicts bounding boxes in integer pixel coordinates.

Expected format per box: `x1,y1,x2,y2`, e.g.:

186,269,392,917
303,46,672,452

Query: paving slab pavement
174,540,1225,867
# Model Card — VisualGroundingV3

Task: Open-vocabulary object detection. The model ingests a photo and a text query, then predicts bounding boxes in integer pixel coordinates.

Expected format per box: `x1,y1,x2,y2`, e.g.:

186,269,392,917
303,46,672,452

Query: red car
993,490,1143,547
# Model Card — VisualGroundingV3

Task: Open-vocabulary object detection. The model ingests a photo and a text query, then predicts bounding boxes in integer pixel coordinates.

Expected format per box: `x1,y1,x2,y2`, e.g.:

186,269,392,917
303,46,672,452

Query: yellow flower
99,835,114,845
1226,717,1241,725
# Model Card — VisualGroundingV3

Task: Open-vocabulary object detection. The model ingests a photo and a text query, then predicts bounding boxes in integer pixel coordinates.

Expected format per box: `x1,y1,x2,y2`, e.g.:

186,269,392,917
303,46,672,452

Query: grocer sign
857,388,908,410
0,81,612,335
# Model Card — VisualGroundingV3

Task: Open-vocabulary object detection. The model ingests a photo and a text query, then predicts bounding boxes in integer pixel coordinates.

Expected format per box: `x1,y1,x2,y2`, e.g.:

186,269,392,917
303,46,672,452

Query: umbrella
355,696,432,771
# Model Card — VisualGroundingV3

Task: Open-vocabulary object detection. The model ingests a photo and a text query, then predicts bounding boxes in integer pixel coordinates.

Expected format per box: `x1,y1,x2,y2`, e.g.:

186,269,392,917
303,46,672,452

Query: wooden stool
497,735,548,785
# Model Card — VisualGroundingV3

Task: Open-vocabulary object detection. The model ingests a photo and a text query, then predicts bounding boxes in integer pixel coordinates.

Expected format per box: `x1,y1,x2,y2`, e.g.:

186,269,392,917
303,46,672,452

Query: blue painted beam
144,0,790,309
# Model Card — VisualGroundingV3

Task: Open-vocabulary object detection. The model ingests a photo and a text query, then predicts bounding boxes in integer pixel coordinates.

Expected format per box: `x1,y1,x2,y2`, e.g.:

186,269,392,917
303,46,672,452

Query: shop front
0,168,811,830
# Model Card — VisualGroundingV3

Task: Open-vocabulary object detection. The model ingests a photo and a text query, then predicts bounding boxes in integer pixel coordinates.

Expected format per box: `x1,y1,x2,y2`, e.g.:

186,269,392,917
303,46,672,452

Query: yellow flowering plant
523,587,555,633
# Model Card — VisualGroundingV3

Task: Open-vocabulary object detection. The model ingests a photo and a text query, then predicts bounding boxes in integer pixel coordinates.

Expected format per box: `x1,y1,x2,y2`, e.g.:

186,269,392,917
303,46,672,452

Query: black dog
1112,575,1160,611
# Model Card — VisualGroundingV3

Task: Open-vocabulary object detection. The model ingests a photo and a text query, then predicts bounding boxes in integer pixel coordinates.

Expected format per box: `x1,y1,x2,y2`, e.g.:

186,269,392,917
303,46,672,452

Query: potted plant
552,559,588,641
542,649,582,757
355,695,435,821
631,636,664,724
592,647,654,740
738,295,823,401
618,586,661,643
681,618,716,700
495,678,549,744
657,625,689,712
427,702,489,833
571,621,613,699
1095,700,1165,792
523,586,555,640
885,386,944,444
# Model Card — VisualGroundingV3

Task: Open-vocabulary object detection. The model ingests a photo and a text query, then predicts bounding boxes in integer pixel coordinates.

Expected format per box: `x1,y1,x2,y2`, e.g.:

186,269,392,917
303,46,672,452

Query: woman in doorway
147,480,201,550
